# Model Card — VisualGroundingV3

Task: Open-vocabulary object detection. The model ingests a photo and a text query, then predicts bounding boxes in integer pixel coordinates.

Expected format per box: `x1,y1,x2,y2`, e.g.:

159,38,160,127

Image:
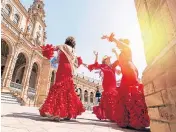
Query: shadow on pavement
2,112,150,132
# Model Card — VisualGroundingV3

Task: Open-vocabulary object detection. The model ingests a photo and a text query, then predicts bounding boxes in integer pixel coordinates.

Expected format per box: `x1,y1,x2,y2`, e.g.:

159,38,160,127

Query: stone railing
9,82,23,97
27,87,36,100
10,82,23,92
84,103,93,111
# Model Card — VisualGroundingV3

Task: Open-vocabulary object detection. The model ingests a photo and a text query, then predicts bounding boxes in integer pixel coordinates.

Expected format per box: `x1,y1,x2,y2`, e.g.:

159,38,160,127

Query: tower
25,0,47,46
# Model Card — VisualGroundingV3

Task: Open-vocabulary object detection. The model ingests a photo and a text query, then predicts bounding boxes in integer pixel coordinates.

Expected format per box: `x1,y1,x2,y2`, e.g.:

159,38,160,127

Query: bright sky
21,0,147,80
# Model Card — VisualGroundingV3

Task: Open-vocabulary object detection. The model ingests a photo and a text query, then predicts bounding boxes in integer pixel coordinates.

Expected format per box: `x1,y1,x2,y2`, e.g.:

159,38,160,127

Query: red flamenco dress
116,46,150,129
39,44,85,119
88,61,119,121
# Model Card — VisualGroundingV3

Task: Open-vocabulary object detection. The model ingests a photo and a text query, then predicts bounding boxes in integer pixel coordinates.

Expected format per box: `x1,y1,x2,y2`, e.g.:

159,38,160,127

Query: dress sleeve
112,60,119,69
77,57,83,67
40,44,54,59
88,62,102,71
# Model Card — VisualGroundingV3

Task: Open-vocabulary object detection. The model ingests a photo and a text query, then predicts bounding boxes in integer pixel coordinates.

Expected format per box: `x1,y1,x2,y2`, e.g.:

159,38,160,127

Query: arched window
13,14,20,24
27,25,32,33
39,25,41,30
90,92,94,103
84,90,88,102
5,4,11,16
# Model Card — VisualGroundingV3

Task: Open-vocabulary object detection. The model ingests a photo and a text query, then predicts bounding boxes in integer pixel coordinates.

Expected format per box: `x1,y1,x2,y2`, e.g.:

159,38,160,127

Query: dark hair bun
65,36,76,48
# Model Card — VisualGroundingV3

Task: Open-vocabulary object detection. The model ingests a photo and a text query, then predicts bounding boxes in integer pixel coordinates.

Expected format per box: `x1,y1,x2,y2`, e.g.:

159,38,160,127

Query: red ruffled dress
39,45,85,119
116,47,150,129
88,61,119,121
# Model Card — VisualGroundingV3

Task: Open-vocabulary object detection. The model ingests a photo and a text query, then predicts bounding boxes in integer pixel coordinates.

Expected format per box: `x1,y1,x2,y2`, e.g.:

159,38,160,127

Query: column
88,94,90,110
34,70,41,106
2,54,13,88
2,53,18,89
81,88,84,103
35,60,51,106
21,63,32,100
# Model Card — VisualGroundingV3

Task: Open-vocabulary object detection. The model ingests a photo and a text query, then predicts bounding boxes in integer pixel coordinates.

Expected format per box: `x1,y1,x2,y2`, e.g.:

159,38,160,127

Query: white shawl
57,44,79,74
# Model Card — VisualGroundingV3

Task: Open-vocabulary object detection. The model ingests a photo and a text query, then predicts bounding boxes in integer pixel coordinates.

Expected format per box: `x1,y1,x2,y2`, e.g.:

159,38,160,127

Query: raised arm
93,51,98,63
77,57,83,67
83,51,102,71
112,48,119,60
112,60,119,69
88,62,102,71
102,33,129,49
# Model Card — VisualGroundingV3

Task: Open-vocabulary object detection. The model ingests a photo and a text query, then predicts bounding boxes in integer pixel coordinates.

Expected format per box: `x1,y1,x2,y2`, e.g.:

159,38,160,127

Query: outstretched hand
101,35,109,40
101,33,115,42
112,48,117,53
82,63,88,68
93,51,98,56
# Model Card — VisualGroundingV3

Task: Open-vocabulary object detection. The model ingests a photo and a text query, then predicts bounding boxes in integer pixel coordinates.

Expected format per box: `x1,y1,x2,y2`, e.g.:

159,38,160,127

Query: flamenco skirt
93,90,118,121
116,83,150,129
39,76,85,119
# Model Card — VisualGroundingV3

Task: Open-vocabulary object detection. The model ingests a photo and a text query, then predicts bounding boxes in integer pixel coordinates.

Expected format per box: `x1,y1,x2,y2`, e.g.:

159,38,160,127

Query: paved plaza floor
1,103,149,132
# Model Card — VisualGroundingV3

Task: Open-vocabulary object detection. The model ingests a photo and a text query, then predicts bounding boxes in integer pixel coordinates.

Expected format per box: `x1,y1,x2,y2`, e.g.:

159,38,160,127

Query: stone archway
90,92,94,103
27,62,39,100
12,53,26,83
77,88,82,101
1,37,15,89
1,39,9,77
84,90,88,102
11,53,27,91
29,63,38,88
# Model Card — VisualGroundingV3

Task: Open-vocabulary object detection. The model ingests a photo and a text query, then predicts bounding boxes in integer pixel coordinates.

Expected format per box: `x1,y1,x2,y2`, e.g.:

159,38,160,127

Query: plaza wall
135,0,176,131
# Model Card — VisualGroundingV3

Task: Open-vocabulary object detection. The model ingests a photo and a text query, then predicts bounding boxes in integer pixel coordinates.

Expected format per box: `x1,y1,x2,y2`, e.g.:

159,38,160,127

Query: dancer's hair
119,39,130,45
65,36,76,48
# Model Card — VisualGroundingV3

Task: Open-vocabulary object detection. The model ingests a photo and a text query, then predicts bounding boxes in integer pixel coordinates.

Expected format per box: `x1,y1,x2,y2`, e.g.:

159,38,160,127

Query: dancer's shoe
64,117,71,120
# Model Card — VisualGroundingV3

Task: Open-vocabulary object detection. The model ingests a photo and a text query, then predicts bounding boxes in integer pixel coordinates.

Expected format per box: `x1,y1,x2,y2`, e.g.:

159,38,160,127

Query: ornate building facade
1,0,102,109
135,0,176,132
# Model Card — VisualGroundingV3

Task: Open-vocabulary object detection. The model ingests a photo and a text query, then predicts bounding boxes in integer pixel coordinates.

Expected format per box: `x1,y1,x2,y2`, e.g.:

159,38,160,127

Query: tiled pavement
1,103,150,132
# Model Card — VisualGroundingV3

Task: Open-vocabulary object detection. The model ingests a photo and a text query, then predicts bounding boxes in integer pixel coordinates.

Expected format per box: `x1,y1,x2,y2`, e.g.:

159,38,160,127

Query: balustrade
27,87,36,100
10,81,23,91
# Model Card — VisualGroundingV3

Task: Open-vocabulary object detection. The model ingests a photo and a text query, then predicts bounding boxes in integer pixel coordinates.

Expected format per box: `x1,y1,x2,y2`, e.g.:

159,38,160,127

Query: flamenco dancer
37,36,85,121
84,51,121,121
102,33,150,129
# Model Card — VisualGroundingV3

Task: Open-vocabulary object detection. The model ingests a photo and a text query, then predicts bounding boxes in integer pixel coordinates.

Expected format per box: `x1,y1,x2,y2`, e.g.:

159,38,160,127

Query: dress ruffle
93,90,118,121
39,76,85,118
40,44,54,59
116,83,150,128
126,84,150,128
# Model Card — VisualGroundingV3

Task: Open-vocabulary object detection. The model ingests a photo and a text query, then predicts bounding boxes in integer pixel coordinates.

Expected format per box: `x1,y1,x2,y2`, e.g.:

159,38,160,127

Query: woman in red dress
85,51,120,121
102,33,150,129
38,36,85,121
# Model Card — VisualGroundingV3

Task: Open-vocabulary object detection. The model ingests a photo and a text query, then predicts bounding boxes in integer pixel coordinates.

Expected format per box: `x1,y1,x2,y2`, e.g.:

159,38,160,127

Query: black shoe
64,118,71,120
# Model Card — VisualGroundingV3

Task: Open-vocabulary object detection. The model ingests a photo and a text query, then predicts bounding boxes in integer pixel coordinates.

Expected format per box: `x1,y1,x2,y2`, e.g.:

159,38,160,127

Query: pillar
21,62,33,100
35,59,51,106
81,89,84,103
2,53,18,90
